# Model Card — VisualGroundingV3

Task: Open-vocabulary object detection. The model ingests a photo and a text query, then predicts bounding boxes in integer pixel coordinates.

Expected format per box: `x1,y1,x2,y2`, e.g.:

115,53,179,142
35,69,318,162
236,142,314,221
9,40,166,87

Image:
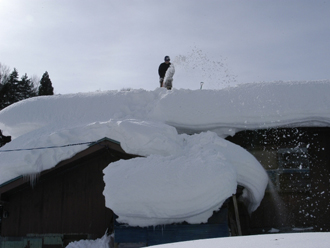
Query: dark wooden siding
227,127,330,233
1,148,119,238
114,207,229,246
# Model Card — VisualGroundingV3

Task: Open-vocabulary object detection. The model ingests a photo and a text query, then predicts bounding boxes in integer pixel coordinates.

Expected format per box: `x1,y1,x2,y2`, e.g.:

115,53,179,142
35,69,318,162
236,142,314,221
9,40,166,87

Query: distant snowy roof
0,80,329,226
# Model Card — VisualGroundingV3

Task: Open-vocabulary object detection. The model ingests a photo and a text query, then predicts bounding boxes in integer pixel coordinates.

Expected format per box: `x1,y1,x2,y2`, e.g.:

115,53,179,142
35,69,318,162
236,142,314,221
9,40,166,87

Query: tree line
0,63,54,111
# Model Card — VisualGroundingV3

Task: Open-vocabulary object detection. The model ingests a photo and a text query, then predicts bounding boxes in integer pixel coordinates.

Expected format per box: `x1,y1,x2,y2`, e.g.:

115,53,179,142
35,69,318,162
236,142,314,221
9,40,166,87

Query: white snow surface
103,130,266,226
66,233,111,248
147,233,330,248
1,80,330,227
66,232,330,248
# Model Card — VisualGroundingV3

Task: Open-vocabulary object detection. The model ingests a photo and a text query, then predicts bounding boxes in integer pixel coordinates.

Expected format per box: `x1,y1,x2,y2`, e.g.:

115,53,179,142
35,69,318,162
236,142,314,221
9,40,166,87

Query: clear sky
0,0,329,94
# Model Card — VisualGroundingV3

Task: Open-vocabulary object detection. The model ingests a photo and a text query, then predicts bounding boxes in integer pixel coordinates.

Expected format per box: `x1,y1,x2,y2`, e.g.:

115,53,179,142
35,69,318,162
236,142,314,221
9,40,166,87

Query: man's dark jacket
158,62,171,78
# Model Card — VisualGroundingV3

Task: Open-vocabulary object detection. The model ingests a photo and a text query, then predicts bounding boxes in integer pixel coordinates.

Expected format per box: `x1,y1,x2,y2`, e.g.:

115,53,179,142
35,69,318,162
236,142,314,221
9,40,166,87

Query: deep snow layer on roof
1,80,330,140
0,80,329,226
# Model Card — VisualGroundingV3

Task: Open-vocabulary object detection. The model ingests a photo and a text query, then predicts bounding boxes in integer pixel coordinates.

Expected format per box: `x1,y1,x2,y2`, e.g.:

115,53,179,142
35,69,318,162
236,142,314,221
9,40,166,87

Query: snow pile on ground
66,233,111,248
147,233,330,248
65,232,330,248
1,80,330,227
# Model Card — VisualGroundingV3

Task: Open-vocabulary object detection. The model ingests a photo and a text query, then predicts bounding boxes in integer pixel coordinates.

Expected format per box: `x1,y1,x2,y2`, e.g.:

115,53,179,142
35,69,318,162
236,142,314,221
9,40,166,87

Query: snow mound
103,131,267,227
66,233,111,248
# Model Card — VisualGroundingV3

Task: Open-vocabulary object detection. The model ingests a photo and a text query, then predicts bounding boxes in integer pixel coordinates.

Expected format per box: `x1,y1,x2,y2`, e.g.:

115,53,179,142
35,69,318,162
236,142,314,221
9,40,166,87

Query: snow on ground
1,80,330,228
66,232,330,248
147,233,330,248
66,233,111,248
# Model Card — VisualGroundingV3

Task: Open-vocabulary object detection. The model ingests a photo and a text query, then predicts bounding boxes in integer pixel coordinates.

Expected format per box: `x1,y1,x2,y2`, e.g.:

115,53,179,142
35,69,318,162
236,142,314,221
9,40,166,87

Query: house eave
0,137,139,198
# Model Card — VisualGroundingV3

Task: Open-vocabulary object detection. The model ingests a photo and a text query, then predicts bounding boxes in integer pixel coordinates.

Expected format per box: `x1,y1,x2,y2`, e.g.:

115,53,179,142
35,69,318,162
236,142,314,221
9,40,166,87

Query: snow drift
103,130,267,226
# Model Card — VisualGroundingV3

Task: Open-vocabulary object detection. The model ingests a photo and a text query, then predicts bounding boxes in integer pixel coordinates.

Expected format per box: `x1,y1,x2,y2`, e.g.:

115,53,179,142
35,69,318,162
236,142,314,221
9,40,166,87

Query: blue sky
0,0,329,94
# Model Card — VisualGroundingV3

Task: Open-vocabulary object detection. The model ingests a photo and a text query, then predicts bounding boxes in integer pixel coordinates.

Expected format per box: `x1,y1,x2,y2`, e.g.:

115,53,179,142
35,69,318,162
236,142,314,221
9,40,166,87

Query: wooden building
0,137,237,248
0,138,138,247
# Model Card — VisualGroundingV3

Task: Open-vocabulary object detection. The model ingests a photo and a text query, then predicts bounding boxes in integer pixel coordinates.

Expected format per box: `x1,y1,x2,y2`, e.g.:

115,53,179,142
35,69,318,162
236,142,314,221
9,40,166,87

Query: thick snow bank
1,81,330,139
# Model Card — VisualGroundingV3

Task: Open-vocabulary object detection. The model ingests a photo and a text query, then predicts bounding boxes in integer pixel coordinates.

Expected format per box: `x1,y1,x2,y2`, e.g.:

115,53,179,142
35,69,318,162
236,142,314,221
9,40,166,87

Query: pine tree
0,69,37,110
38,71,54,96
0,68,19,110
0,65,53,111
19,74,37,99
0,65,8,109
0,83,11,110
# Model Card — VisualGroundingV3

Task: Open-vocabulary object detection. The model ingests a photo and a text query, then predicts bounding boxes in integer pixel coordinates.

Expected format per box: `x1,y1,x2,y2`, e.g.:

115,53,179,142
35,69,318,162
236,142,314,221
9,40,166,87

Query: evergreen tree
0,64,52,111
0,68,19,110
38,71,54,96
0,83,11,110
0,69,37,110
0,66,7,109
19,74,37,99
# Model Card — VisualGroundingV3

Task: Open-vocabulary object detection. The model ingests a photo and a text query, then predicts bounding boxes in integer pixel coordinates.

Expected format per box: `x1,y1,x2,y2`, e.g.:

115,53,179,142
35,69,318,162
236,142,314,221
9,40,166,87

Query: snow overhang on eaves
0,137,139,197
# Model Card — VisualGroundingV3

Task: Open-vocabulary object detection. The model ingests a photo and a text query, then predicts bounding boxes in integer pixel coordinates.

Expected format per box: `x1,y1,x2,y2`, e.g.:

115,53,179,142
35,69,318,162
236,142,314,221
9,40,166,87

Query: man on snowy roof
158,56,174,90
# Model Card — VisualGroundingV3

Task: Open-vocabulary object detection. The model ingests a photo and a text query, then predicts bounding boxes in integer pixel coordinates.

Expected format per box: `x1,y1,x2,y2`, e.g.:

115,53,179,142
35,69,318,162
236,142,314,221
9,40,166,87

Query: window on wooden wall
249,146,311,193
275,147,310,192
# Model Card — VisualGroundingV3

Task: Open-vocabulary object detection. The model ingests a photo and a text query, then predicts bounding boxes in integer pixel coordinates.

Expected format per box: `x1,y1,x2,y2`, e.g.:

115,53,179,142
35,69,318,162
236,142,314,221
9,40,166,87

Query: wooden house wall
0,149,116,239
227,127,330,233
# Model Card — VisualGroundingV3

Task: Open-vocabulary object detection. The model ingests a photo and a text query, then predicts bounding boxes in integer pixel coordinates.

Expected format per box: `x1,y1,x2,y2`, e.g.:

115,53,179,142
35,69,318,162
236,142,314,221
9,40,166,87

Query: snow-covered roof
0,80,329,227
1,80,330,140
